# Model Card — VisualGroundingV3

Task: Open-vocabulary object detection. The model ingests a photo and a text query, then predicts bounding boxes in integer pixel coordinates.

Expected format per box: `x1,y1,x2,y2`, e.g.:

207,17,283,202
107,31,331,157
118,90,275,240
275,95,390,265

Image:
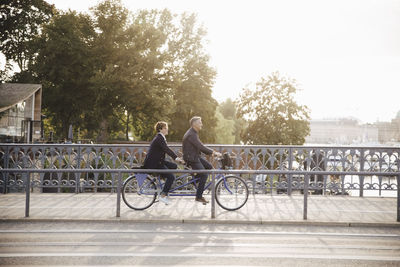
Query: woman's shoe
159,194,170,205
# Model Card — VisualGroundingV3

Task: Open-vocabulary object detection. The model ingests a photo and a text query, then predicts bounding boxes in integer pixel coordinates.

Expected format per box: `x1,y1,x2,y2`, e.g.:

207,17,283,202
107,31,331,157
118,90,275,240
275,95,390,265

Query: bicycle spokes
215,175,249,211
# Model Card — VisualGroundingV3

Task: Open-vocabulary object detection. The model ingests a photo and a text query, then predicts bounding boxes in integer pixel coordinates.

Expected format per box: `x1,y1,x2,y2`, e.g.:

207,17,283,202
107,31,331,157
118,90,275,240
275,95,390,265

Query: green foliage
0,0,55,71
168,14,217,143
118,9,176,141
215,99,246,144
0,60,13,82
219,98,236,120
215,108,235,144
32,11,96,139
233,115,246,144
5,0,219,143
236,72,310,145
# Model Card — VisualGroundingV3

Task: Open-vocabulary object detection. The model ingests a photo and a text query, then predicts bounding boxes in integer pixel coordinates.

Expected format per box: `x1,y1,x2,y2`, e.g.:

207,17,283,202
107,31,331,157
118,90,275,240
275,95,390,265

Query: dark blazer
143,133,178,169
182,127,213,163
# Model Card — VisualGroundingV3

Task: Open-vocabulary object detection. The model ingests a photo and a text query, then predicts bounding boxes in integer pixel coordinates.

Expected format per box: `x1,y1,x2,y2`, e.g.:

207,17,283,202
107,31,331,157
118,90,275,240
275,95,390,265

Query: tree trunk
97,119,109,143
125,113,130,141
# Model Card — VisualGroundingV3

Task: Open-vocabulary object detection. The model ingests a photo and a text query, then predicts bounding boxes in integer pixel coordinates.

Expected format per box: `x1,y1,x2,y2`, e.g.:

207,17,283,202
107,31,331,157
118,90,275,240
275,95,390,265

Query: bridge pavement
0,193,398,226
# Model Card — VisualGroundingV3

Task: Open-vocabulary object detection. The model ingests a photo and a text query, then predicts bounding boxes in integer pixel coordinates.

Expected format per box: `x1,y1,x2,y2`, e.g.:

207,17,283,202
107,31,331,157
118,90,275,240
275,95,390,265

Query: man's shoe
159,195,170,205
195,197,209,205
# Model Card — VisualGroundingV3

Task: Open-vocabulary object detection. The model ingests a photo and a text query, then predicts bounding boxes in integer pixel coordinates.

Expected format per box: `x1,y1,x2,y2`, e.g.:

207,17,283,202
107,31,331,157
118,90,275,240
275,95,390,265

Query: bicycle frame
124,163,249,211
138,171,226,197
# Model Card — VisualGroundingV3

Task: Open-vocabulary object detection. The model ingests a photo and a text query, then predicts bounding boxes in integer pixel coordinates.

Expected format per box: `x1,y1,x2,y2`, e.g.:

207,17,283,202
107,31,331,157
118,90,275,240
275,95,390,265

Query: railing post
211,172,216,219
359,149,365,197
116,171,122,218
341,175,346,196
288,148,293,196
269,175,273,196
25,171,31,217
3,146,10,194
303,174,309,220
75,145,81,194
323,148,327,195
252,174,256,195
397,174,400,222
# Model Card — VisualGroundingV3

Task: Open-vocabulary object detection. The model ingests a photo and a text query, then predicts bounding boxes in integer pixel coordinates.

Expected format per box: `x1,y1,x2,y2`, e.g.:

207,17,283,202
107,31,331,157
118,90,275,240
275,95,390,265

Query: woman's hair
154,121,168,132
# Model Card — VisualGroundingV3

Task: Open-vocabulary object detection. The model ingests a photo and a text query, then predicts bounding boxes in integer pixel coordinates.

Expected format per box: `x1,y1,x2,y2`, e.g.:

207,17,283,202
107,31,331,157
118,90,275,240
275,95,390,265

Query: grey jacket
182,127,213,163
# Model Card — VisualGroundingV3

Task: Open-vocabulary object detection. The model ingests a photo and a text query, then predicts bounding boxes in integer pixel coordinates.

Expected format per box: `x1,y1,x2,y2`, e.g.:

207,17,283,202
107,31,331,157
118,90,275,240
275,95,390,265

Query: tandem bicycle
122,153,249,211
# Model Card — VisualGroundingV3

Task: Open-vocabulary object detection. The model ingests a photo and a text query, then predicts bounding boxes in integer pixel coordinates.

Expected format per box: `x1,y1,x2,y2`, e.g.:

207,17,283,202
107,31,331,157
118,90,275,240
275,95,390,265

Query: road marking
0,252,399,261
0,229,399,238
0,241,399,250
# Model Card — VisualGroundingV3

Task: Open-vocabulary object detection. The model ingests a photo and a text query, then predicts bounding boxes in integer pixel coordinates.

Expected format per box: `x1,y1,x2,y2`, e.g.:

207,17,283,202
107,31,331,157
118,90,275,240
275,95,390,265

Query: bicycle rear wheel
122,175,157,210
215,175,249,211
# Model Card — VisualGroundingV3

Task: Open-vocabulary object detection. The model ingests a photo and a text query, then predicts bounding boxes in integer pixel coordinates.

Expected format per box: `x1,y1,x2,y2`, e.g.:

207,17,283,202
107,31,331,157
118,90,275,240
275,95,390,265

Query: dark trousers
188,157,213,198
160,161,177,195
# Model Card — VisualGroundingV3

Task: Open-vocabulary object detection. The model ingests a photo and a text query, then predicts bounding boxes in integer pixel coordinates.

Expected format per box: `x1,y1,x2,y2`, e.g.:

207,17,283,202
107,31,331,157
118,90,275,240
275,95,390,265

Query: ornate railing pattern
1,144,399,195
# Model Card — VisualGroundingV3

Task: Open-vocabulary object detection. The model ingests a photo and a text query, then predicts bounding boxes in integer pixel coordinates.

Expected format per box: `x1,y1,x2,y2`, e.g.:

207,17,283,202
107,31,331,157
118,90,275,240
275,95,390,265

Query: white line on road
0,252,399,261
0,229,399,238
0,241,399,251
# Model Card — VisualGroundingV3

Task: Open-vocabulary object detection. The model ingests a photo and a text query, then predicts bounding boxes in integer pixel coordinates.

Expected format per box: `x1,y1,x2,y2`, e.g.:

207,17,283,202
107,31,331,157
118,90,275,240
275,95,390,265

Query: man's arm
188,132,213,155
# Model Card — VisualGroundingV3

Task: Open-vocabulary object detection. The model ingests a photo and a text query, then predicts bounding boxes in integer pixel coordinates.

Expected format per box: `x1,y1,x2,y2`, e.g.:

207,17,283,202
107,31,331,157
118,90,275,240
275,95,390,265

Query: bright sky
8,0,400,123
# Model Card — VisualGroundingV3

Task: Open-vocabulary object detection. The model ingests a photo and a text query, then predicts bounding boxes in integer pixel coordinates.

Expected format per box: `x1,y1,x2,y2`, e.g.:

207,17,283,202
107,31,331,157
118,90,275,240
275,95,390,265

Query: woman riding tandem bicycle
142,121,184,205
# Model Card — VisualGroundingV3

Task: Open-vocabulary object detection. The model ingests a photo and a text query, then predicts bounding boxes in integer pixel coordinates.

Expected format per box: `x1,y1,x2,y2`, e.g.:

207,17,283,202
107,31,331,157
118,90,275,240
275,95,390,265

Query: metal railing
1,144,399,197
2,168,399,221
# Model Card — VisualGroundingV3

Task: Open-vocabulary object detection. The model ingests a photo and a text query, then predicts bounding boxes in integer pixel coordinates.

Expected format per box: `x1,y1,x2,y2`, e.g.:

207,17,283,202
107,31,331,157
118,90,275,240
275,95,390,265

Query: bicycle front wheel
122,175,157,210
215,175,249,211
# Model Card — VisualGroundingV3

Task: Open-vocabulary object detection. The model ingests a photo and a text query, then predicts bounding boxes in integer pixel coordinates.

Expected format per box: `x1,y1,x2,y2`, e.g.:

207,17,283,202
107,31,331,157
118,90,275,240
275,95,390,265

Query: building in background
375,112,400,145
306,118,379,145
0,83,42,143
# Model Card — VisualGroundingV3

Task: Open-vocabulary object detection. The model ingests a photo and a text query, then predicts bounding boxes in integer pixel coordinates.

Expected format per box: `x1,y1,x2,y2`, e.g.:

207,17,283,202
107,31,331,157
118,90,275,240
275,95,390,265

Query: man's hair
190,116,201,126
154,121,168,132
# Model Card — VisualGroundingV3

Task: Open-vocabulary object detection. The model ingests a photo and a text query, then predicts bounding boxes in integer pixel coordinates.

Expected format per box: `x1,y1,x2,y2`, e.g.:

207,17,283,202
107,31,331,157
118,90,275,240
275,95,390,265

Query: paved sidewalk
0,193,399,226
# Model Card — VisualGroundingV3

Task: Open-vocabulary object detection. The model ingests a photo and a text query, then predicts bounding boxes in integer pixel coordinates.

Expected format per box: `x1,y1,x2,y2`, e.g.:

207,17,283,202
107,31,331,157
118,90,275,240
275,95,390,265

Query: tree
217,98,246,144
0,0,54,72
32,0,173,142
88,3,177,142
236,72,310,145
219,98,236,120
168,13,218,143
215,108,235,144
87,0,131,142
216,98,245,144
120,9,176,141
12,0,219,143
33,11,96,139
0,60,13,82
